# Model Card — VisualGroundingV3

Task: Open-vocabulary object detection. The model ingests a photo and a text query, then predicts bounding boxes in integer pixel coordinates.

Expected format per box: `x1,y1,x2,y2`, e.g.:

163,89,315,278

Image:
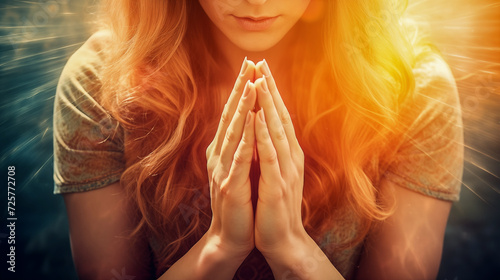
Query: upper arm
63,181,152,280
55,32,152,278
356,55,462,280
355,180,452,280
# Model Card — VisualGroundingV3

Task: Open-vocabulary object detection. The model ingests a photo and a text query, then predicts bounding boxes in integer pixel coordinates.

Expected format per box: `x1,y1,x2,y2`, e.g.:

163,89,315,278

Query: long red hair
98,0,428,274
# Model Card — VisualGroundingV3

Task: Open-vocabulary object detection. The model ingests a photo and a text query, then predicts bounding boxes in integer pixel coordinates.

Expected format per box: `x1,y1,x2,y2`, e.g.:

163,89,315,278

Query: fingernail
246,111,252,125
240,56,248,75
259,75,268,93
258,109,265,122
262,59,271,77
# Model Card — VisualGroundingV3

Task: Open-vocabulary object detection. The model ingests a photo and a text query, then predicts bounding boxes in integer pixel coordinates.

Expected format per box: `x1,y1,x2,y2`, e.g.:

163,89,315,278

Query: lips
233,15,279,32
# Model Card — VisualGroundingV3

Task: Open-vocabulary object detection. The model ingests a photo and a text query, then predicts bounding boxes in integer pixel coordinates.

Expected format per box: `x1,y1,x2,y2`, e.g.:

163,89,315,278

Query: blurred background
0,0,498,279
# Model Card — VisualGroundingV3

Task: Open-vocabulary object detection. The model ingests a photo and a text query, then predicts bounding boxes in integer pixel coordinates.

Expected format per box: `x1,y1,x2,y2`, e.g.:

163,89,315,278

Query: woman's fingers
219,82,257,172
212,57,255,155
256,60,300,154
254,76,292,175
227,111,256,188
255,109,282,185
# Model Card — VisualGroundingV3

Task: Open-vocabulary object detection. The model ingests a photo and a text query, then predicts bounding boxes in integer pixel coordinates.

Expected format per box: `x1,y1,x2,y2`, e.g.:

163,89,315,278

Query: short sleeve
53,31,125,194
383,54,464,201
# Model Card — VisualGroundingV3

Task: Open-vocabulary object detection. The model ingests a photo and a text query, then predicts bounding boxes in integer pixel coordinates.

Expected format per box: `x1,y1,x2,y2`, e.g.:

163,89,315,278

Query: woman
53,0,464,279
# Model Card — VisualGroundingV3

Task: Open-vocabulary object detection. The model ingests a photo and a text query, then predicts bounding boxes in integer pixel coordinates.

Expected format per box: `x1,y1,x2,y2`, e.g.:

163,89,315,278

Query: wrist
258,226,310,259
203,228,253,262
261,230,328,279
163,229,253,279
259,228,312,263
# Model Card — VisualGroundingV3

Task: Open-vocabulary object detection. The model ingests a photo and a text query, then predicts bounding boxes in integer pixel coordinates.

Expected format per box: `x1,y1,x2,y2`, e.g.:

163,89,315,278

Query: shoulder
411,52,458,104
398,52,461,129
54,30,118,142
57,30,112,100
385,52,463,201
53,30,125,194
65,29,112,70
83,29,113,55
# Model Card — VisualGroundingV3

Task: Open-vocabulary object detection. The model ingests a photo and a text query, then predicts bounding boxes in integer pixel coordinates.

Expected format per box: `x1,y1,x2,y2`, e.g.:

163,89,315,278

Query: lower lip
233,16,278,32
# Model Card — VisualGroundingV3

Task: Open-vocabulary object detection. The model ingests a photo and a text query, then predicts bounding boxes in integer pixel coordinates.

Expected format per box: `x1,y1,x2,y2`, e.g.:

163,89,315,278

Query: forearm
264,234,344,280
158,230,250,280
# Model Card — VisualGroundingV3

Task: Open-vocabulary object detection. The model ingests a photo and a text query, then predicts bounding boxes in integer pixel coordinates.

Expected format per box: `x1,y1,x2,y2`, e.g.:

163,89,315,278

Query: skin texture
63,1,454,279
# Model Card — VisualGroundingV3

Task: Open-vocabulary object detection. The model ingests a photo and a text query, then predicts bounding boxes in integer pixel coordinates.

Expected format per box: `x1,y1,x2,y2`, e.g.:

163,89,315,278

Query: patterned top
53,32,463,279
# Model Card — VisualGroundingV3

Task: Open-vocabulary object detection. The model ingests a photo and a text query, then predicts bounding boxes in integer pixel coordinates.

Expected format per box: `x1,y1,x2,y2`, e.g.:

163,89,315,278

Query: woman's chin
228,34,285,53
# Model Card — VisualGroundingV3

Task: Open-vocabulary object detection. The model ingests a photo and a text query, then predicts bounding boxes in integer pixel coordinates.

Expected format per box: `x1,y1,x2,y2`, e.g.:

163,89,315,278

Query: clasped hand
205,58,308,260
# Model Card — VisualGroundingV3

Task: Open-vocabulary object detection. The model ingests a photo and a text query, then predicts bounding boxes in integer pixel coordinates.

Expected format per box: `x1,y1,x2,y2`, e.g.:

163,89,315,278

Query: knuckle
210,176,220,192
218,184,244,204
279,110,292,125
218,179,244,202
261,151,278,164
280,168,290,180
214,165,229,182
275,127,286,141
240,132,250,144
220,106,230,126
269,186,286,201
206,142,214,158
258,129,270,141
207,158,216,173
236,103,247,116
233,148,252,166
288,171,301,185
225,129,238,143
270,119,286,141
219,185,230,198
241,126,254,143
